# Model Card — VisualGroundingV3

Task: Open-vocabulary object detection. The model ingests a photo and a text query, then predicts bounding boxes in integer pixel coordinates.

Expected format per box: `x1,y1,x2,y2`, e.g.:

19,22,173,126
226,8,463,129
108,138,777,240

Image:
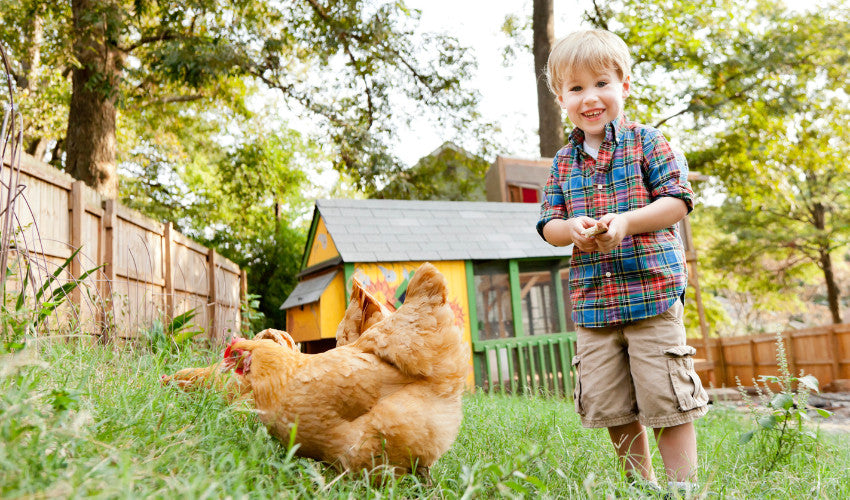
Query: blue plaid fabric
537,115,694,327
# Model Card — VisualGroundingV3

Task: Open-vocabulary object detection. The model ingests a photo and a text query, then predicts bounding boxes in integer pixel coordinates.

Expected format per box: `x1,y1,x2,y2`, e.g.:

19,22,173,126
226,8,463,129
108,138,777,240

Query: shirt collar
568,114,629,149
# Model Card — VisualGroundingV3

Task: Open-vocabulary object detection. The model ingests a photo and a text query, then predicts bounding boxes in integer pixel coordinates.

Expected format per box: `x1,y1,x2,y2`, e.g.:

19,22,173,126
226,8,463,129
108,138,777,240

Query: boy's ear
621,75,631,98
557,94,566,109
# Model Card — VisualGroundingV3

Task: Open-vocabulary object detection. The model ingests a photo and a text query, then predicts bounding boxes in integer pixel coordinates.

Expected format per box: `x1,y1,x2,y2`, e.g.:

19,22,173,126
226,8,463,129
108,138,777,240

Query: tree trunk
532,0,564,158
22,12,43,92
65,0,122,199
819,249,842,324
813,202,842,323
22,11,47,161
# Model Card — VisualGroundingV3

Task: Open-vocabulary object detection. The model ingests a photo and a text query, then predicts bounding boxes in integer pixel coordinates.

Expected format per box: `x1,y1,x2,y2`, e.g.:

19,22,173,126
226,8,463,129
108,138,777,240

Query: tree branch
303,0,374,127
120,30,181,52
588,0,609,30
148,94,206,105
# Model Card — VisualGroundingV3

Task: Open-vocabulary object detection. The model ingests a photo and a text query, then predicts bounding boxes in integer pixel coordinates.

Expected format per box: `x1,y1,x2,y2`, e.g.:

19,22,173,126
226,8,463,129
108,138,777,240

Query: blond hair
546,29,632,96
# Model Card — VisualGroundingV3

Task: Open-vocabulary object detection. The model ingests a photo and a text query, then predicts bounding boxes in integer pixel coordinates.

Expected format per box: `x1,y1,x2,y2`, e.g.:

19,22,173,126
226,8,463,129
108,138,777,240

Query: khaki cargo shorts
572,300,709,428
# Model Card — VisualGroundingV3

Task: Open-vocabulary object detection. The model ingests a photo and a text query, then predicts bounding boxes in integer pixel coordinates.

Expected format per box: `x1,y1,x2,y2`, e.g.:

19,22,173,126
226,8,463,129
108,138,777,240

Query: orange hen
170,262,469,476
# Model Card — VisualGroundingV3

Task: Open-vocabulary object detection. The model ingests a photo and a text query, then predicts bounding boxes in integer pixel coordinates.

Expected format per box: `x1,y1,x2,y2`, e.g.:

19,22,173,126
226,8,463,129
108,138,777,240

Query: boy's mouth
582,109,604,119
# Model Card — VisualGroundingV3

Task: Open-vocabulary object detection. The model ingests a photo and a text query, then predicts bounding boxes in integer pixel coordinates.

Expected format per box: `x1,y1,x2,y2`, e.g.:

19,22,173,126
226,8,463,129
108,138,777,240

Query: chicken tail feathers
404,262,447,306
352,262,468,383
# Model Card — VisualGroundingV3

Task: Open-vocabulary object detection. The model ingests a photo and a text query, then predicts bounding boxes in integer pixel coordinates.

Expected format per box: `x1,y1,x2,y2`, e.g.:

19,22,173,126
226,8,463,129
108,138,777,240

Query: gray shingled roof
279,270,338,309
315,199,572,262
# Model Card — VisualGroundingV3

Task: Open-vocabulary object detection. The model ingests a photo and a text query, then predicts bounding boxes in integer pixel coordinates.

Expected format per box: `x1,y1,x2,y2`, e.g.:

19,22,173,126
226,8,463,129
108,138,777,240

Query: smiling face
558,67,630,150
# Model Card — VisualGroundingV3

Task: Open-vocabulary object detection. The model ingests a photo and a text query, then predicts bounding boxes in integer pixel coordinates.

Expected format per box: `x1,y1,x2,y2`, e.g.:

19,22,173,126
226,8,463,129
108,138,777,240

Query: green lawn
2,340,848,498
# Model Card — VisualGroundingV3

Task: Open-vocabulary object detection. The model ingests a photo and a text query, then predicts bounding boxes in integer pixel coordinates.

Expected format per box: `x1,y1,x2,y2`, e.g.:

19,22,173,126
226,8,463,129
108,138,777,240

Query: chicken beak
221,348,251,375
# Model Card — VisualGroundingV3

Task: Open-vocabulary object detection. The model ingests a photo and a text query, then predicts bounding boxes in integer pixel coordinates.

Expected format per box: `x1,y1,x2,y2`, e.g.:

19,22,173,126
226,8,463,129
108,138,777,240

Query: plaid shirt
536,115,694,328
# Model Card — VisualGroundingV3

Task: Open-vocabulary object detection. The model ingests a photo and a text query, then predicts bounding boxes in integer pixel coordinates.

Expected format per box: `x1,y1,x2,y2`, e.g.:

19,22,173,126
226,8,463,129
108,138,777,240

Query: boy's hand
594,213,628,252
568,216,601,252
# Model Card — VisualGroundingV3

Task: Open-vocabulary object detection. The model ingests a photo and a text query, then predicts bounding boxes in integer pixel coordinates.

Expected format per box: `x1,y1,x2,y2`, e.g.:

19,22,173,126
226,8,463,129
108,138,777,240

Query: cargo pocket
571,355,585,415
663,345,709,412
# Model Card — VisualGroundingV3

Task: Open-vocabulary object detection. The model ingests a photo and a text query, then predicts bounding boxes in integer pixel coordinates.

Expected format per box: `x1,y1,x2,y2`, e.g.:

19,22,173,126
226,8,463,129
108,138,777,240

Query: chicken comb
223,335,246,359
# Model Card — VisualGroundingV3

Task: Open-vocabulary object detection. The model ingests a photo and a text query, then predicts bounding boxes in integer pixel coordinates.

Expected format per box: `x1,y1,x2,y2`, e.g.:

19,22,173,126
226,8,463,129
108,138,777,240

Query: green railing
472,332,577,397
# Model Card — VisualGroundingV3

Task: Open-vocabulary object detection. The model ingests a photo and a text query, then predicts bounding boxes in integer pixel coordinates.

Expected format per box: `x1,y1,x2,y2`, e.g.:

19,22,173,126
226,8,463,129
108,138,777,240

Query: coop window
518,260,563,336
473,261,514,340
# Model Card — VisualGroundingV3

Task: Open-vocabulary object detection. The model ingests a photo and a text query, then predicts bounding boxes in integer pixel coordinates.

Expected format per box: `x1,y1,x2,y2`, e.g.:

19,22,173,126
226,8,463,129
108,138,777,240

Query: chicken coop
280,198,577,396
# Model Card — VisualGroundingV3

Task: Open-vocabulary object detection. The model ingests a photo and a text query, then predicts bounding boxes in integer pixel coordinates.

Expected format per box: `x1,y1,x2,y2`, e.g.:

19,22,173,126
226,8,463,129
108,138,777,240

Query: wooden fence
689,324,850,389
2,152,245,342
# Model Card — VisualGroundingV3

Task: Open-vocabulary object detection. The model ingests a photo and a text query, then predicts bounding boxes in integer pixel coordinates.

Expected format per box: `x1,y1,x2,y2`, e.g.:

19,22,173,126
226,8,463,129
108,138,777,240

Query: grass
2,340,849,499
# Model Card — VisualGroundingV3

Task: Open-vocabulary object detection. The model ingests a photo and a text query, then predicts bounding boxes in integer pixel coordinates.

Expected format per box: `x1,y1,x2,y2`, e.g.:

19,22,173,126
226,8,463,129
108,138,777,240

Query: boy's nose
583,91,600,103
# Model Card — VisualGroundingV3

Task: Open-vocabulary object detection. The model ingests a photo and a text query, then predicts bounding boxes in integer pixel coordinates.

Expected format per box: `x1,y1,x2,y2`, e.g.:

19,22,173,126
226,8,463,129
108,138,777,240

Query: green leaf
522,474,546,489
172,327,204,344
739,430,756,444
769,393,794,410
15,263,31,311
797,375,819,392
167,308,198,336
758,415,778,429
35,246,84,301
48,389,81,412
814,408,833,418
501,480,529,494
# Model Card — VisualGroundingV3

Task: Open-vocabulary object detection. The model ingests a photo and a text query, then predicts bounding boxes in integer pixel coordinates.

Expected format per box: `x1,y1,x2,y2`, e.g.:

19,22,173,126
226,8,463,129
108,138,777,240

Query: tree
1,0,481,196
121,121,320,326
532,0,563,157
372,142,489,201
694,101,850,324
500,2,564,158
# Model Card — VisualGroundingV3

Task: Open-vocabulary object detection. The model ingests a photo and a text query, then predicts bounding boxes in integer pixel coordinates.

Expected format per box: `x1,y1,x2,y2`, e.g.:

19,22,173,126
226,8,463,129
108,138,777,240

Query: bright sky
399,0,592,165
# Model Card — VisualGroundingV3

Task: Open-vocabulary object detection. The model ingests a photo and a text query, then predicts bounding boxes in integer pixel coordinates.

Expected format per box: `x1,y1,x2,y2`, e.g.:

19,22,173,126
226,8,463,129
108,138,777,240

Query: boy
537,30,709,492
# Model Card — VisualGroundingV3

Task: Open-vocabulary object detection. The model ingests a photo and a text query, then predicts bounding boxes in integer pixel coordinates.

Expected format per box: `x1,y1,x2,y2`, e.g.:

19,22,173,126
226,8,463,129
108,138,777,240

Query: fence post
828,325,841,381
717,337,728,387
239,269,247,334
100,199,116,342
749,339,759,381
164,222,174,321
207,247,217,342
69,181,84,307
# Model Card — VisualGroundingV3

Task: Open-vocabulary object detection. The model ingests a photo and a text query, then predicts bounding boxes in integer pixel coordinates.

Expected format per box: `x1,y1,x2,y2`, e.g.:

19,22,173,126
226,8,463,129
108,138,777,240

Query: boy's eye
596,81,608,88
569,86,582,92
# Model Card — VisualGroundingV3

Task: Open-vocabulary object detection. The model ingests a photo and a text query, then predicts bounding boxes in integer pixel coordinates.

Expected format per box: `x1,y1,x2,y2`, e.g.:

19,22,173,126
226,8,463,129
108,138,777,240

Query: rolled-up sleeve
641,131,695,213
536,155,567,239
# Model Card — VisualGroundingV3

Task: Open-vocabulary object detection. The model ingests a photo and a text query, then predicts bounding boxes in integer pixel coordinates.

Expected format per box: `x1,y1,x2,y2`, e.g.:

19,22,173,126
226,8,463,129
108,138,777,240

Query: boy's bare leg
653,422,698,482
608,421,656,481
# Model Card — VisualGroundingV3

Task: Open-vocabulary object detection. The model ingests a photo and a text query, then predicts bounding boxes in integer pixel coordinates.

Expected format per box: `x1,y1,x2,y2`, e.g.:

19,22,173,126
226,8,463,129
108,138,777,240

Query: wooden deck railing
472,332,577,397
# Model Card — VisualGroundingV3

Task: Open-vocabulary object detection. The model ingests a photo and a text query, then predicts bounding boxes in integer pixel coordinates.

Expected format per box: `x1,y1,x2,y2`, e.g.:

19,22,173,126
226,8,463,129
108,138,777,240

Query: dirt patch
709,389,850,434
808,392,850,434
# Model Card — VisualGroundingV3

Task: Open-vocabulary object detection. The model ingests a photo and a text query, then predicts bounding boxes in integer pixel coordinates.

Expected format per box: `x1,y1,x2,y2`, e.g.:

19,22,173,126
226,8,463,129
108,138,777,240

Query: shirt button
605,272,612,277
597,184,604,189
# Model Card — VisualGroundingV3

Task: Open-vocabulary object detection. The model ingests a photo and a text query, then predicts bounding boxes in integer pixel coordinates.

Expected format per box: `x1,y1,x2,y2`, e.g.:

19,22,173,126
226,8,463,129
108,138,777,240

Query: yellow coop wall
319,271,347,339
306,217,339,267
351,261,475,389
287,302,322,342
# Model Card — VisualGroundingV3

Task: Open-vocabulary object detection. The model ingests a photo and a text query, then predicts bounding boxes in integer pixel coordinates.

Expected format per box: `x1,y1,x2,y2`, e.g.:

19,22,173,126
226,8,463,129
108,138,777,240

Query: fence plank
548,342,560,397
207,248,217,342
164,222,174,321
828,325,841,380
69,181,83,306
